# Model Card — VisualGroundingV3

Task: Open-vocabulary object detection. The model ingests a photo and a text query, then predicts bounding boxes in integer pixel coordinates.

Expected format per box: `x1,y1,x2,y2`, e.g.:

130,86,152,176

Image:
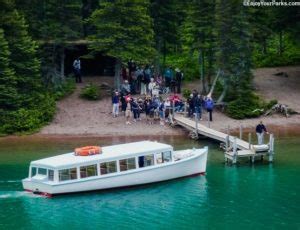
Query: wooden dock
173,114,275,164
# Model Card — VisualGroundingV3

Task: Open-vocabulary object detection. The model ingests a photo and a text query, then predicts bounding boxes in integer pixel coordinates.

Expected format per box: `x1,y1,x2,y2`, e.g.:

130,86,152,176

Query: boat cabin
28,141,173,183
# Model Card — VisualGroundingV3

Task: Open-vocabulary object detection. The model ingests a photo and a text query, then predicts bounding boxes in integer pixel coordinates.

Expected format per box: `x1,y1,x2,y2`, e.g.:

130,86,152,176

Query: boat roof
31,141,172,169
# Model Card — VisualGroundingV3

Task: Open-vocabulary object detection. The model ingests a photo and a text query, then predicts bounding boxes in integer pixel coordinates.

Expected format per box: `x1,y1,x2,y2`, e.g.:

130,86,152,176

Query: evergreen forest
0,0,299,134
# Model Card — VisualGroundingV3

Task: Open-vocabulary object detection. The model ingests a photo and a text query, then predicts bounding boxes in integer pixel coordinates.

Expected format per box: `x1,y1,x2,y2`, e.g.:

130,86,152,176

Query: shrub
80,84,101,100
0,94,55,134
264,99,278,110
226,92,264,119
53,78,76,100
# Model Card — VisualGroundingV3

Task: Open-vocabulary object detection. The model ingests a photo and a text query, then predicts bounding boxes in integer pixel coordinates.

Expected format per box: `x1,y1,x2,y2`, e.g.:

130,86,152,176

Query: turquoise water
0,135,299,229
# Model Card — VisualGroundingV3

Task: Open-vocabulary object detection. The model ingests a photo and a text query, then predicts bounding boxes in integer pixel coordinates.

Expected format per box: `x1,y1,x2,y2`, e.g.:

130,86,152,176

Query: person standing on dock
205,96,214,121
112,91,120,118
256,121,269,145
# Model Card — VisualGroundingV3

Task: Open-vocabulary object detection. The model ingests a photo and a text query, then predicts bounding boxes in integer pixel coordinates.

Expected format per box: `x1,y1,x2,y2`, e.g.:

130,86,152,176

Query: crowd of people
112,62,215,126
111,60,190,125
112,91,180,126
187,91,214,122
121,60,184,96
112,90,215,126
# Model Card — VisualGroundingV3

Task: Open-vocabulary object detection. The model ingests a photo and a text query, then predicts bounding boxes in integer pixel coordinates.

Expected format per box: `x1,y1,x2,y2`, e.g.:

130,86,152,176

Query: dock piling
248,133,252,149
195,116,199,139
268,134,274,162
225,135,229,151
233,137,237,164
239,124,243,140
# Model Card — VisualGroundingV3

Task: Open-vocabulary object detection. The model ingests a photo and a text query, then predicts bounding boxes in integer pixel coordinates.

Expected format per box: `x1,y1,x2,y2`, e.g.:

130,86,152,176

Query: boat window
38,168,47,175
162,151,172,163
156,153,163,164
59,168,77,181
100,161,117,175
31,167,37,177
80,164,97,178
138,154,154,168
119,157,136,172
156,151,172,164
48,170,54,181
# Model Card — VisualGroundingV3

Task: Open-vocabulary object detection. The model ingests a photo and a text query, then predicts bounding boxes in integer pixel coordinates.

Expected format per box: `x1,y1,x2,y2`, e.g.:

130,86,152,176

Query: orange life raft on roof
75,146,101,156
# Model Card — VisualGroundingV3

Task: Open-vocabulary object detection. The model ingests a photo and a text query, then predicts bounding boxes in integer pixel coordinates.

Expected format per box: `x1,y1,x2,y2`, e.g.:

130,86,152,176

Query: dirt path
39,66,300,136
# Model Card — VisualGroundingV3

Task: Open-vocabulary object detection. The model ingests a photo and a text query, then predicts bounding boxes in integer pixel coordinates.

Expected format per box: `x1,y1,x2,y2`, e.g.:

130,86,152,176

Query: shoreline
2,117,300,140
1,66,299,140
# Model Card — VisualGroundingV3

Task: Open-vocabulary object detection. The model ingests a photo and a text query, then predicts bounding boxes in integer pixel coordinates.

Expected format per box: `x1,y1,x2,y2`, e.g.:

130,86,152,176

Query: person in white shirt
73,57,82,83
148,78,156,97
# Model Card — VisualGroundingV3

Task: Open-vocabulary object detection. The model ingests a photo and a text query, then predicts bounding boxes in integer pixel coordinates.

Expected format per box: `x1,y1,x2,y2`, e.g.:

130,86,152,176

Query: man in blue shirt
112,91,120,117
256,121,269,145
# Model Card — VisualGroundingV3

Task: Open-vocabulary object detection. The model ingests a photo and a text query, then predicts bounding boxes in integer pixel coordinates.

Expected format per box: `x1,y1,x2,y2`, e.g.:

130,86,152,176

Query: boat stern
22,178,53,197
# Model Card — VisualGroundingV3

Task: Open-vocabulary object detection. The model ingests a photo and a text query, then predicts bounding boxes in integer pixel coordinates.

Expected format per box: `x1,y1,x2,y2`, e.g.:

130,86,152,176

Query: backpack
205,99,214,110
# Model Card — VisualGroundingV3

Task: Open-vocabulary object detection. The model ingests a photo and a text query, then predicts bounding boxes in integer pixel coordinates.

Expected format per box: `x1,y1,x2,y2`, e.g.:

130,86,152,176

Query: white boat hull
23,148,207,196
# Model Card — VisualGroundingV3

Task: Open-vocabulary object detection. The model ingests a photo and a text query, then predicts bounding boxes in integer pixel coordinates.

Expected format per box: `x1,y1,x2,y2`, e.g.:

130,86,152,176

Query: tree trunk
207,69,221,97
114,59,121,90
60,46,65,81
279,30,283,56
207,47,213,90
163,40,166,69
217,82,227,103
262,38,267,55
199,49,206,94
154,38,162,75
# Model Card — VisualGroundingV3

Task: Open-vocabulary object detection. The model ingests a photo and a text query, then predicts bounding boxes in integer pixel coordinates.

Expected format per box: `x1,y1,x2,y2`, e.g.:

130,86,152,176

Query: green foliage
0,94,55,134
180,0,216,91
52,78,76,100
265,99,278,110
165,54,199,81
226,92,263,119
0,28,18,110
0,3,56,135
88,0,155,63
182,88,191,99
80,84,100,100
16,0,83,41
150,0,185,67
253,41,300,67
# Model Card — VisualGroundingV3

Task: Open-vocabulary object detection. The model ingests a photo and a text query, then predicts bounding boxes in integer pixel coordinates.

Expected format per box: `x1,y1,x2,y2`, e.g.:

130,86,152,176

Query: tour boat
22,141,208,196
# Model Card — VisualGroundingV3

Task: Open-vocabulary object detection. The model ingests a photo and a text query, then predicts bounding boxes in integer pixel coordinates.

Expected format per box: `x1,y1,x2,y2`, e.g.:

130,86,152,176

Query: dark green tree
89,0,155,89
181,0,216,93
0,29,18,110
150,0,183,69
16,0,83,84
215,0,253,102
2,10,42,107
0,1,55,134
269,7,300,56
82,0,99,36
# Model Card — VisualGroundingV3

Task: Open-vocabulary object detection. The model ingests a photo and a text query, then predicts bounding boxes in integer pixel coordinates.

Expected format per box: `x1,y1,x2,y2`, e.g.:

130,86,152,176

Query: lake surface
0,135,299,229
